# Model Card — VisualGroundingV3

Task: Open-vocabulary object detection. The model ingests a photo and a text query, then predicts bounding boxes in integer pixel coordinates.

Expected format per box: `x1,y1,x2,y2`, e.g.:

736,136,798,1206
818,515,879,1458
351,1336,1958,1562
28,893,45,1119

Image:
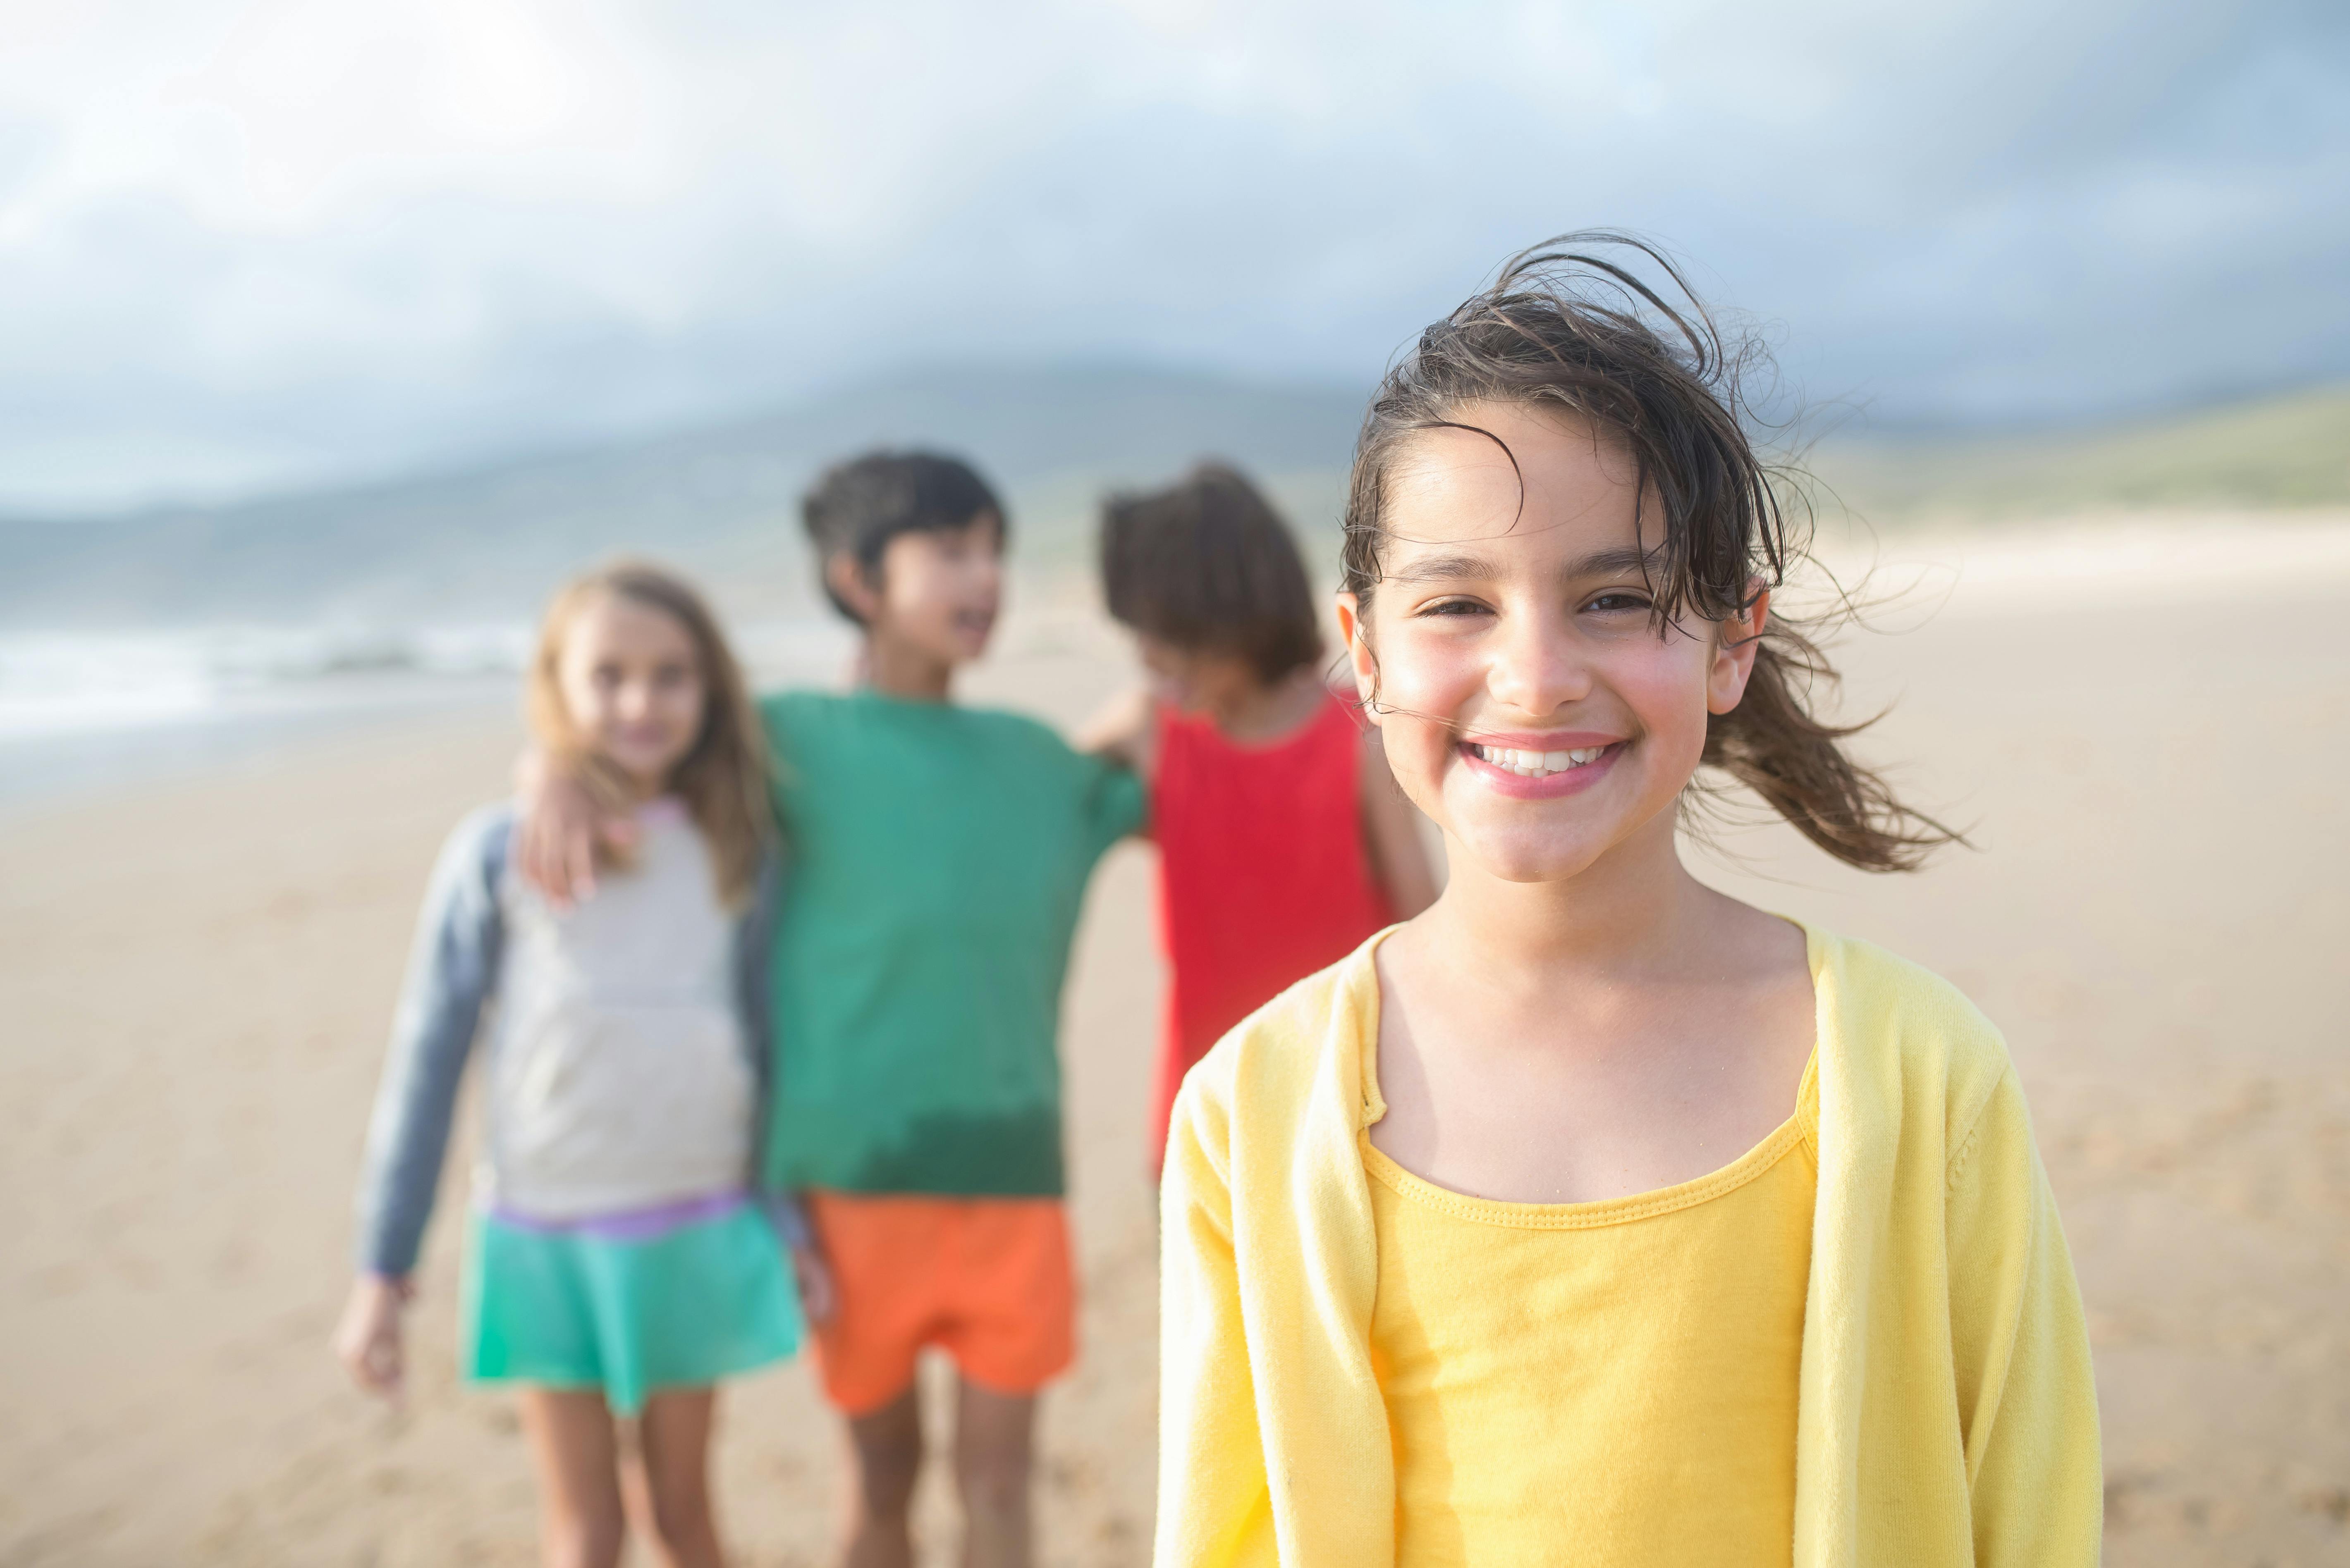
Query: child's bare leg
953,1380,1035,1568
841,1387,923,1568
636,1388,724,1568
518,1387,626,1568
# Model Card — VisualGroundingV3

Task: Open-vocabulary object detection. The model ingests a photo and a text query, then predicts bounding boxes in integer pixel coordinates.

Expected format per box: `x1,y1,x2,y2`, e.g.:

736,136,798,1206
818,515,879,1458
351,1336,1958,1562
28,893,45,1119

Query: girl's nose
1486,604,1590,717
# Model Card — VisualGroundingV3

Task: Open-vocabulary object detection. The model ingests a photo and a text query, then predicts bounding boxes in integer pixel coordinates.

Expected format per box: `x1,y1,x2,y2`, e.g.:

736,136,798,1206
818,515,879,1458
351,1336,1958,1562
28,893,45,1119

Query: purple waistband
487,1189,749,1243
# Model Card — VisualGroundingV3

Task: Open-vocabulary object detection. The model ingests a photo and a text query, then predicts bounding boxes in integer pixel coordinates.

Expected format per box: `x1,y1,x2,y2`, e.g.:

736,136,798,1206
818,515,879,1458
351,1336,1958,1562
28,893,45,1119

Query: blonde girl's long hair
526,561,772,907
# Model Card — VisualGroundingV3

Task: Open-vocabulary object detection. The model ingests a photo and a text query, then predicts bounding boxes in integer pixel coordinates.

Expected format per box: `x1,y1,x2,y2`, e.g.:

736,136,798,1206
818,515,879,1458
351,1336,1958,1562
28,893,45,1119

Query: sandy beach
4,516,2348,1567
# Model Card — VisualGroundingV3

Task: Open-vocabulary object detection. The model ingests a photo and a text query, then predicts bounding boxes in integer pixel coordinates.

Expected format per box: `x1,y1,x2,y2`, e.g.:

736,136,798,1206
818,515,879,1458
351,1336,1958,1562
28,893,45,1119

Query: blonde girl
335,562,819,1568
1155,235,2101,1567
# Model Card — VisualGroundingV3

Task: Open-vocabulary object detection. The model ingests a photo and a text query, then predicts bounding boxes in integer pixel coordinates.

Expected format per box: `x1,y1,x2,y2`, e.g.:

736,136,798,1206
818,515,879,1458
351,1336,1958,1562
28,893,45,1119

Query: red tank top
1148,689,1396,1171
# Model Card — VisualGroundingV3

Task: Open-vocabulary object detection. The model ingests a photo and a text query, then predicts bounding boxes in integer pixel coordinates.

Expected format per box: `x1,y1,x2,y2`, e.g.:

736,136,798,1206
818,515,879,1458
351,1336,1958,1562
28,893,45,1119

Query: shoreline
14,508,2349,815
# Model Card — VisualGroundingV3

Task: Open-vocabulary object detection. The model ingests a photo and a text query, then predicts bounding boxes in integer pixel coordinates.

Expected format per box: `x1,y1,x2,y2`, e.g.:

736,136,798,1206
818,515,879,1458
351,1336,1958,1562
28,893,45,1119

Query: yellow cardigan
1156,924,2102,1567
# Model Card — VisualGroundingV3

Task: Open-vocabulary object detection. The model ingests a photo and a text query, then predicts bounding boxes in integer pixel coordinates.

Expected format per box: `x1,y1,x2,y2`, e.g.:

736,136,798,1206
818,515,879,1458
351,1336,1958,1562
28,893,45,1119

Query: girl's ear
825,551,884,624
1706,583,1770,716
1334,592,1380,721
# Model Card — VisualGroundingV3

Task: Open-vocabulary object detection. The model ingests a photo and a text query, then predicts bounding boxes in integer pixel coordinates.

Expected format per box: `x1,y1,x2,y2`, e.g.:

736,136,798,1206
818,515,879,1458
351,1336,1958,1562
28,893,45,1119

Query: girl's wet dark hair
1100,462,1322,683
1343,230,1956,872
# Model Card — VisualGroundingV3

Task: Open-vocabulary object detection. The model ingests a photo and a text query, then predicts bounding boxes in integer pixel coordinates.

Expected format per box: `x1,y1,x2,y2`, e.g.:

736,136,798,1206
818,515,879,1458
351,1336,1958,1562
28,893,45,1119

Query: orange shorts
805,1192,1076,1415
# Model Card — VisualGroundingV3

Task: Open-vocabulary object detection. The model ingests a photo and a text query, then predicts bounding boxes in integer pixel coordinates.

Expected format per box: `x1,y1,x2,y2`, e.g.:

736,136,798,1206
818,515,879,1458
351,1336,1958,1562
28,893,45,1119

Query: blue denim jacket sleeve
353,804,511,1278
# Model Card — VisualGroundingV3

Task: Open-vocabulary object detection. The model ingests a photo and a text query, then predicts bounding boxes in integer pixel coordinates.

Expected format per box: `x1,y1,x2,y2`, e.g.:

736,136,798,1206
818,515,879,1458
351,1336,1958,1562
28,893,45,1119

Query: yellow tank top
1365,1054,1819,1568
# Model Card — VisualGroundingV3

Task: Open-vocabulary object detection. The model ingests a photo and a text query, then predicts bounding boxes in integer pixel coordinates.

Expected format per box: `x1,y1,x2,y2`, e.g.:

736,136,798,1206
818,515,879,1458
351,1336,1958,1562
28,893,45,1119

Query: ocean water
0,619,857,807
0,624,529,739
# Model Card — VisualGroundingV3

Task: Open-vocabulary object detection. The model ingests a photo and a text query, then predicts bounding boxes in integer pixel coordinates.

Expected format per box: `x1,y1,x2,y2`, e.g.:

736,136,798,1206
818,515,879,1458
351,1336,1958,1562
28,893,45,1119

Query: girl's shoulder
430,802,518,893
400,803,519,953
1803,924,2019,1153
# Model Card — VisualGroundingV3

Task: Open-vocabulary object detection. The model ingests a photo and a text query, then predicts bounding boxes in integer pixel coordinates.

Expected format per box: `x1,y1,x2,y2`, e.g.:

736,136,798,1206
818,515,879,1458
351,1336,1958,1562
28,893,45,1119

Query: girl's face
1338,401,1765,885
554,593,707,794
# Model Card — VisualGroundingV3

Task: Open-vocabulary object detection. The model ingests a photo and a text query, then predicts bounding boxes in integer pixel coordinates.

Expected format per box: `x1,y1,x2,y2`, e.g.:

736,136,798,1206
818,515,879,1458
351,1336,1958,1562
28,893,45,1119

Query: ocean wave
0,624,531,740
0,617,862,743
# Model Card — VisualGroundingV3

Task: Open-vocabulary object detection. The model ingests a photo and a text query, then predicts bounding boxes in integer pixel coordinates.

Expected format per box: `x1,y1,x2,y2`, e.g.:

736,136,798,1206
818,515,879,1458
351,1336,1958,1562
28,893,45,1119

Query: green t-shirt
757,689,1145,1196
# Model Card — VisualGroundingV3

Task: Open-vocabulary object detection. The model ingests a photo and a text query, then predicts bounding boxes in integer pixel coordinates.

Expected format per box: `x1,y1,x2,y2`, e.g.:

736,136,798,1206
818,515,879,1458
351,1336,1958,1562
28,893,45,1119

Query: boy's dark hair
801,450,1006,623
1100,462,1323,683
1343,230,1959,872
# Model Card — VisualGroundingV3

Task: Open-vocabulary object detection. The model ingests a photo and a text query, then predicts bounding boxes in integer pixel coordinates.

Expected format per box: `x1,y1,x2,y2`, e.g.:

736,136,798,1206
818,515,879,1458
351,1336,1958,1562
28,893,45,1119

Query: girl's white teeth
1470,743,1608,776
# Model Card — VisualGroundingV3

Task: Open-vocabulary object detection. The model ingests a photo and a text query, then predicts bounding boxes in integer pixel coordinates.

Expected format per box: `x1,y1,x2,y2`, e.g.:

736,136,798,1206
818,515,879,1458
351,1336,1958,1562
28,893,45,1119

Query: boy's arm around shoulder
1943,1047,2103,1566
1157,1049,1278,1568
1077,686,1155,776
1037,694,1149,848
354,805,509,1279
510,745,643,906
1074,687,1155,842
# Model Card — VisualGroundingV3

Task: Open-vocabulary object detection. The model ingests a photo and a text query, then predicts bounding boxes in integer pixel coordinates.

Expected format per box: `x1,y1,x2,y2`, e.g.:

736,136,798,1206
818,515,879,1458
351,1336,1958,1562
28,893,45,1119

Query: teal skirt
462,1197,803,1415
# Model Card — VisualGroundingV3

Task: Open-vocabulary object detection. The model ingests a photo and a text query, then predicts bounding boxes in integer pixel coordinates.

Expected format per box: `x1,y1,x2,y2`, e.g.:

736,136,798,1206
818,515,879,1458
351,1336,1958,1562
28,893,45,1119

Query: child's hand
1077,687,1156,777
334,1274,413,1403
791,1246,838,1326
513,748,637,907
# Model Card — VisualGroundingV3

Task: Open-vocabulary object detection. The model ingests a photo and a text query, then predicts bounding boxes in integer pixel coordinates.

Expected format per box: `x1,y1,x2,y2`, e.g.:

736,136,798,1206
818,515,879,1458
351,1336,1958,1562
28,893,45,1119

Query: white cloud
0,0,2340,509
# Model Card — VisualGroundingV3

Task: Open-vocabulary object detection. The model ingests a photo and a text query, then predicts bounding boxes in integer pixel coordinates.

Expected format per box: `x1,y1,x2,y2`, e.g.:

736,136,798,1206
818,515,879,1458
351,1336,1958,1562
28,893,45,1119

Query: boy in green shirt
518,452,1142,1568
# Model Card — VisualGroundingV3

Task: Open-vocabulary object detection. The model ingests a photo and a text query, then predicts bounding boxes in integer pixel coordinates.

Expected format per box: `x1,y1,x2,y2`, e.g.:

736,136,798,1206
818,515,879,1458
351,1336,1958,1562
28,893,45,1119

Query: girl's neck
1210,666,1325,744
861,631,956,703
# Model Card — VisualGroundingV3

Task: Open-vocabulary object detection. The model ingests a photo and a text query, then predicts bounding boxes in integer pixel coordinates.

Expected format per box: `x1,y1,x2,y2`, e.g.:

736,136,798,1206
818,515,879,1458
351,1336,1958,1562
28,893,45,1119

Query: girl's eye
1585,591,1653,614
1415,597,1492,618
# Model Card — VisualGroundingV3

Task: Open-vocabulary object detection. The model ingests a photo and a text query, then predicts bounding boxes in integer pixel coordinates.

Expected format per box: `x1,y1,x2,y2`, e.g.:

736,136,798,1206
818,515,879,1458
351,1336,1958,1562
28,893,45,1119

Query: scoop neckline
1359,1086,1814,1231
1353,920,1822,1229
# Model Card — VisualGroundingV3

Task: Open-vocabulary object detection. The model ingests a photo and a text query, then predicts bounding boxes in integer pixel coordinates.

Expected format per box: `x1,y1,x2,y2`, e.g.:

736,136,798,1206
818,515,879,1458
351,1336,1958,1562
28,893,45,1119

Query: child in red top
1088,464,1438,1169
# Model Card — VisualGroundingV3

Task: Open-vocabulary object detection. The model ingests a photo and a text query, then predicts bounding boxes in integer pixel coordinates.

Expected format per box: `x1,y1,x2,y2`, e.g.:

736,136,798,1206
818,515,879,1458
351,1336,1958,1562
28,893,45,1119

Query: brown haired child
1086,462,1436,1172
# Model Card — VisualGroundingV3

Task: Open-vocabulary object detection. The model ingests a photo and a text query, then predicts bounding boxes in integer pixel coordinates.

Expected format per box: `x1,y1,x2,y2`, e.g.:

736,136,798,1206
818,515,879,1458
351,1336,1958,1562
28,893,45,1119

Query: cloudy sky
1,0,2343,512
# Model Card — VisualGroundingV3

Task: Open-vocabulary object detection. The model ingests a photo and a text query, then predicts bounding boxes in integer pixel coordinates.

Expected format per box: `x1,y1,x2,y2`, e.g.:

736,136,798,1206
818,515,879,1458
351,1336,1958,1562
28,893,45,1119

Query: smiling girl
1155,236,2101,1568
337,562,818,1568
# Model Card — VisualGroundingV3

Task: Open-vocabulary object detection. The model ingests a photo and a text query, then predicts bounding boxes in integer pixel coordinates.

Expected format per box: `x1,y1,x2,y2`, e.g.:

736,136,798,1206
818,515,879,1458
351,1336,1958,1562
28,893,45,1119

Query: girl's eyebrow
1384,550,1506,583
1384,542,1664,584
1571,544,1668,578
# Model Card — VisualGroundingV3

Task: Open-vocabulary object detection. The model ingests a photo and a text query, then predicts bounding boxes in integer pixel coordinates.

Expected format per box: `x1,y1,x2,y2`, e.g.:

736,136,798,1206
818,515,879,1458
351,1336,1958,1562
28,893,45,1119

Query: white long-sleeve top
354,797,772,1274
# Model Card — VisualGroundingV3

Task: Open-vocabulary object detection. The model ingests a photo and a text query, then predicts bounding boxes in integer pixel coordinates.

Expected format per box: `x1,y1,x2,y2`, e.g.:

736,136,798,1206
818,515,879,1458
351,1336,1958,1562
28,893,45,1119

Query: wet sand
2,516,2346,1565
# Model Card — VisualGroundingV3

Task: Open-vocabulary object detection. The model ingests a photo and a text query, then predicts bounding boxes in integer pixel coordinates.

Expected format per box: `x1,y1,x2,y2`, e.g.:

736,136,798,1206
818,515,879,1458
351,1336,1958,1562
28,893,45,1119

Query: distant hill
0,364,1367,628
1808,384,2350,520
8,369,2344,630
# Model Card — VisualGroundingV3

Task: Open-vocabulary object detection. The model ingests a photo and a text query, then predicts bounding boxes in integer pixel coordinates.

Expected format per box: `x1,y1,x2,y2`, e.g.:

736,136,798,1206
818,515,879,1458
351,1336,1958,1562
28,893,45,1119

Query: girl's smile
1457,735,1623,798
